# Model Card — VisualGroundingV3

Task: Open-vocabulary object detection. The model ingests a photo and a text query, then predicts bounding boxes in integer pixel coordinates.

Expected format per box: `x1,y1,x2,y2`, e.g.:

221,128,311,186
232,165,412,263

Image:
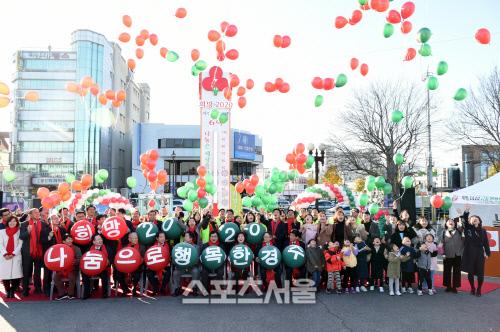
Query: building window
180,161,198,176
157,138,200,149
119,131,125,141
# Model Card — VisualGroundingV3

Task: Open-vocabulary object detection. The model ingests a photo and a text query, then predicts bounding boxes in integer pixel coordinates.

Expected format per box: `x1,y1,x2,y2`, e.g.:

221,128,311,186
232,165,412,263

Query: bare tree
325,81,427,198
448,67,500,172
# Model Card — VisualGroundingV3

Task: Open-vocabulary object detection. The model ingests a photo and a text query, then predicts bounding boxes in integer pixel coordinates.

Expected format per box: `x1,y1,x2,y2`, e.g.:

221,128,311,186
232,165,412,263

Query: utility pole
424,69,433,195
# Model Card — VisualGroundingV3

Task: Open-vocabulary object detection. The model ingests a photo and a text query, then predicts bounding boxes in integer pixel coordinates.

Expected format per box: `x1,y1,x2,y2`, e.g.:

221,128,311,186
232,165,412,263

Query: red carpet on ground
433,274,500,294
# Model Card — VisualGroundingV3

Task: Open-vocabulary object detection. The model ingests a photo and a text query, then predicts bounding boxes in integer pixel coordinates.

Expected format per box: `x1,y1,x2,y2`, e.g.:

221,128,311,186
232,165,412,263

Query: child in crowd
369,237,387,292
416,241,434,296
385,243,411,296
414,217,436,245
341,239,358,294
324,241,344,294
305,238,324,289
399,237,417,294
301,215,318,245
422,233,438,293
354,236,371,292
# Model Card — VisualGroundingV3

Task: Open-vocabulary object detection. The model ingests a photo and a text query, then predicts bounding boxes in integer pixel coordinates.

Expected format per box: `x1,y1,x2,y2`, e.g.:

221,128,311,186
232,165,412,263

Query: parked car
326,204,351,218
277,199,290,210
309,200,334,211
171,199,184,213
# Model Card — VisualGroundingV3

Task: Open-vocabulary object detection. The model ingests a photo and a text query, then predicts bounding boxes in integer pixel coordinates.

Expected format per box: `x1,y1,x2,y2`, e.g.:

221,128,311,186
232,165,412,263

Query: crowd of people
0,202,491,300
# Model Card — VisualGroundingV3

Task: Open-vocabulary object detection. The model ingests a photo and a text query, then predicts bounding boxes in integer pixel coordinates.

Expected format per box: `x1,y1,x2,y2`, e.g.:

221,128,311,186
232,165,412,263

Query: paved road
1,289,499,332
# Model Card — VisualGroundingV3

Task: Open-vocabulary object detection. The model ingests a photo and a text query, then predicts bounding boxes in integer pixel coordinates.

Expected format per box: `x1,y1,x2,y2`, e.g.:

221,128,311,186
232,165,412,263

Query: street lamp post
423,69,434,195
170,150,176,194
308,144,326,184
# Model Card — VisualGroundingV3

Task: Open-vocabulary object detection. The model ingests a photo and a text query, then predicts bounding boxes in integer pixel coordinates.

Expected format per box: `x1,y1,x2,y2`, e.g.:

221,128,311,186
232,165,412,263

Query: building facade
462,145,499,187
10,30,150,194
131,124,263,194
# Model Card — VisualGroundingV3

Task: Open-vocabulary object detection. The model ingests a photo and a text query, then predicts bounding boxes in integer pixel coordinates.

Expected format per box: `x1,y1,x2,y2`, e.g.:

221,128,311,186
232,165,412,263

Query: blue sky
0,0,498,170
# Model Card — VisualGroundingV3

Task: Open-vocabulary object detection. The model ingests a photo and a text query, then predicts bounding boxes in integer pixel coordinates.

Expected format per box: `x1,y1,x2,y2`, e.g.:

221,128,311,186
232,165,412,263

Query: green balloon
288,170,298,180
368,203,380,215
454,88,467,101
305,155,314,169
229,244,254,269
2,170,16,183
402,176,414,189
166,51,179,62
258,245,282,269
282,245,305,268
393,153,405,165
98,169,109,181
219,222,240,243
195,60,207,71
172,243,198,267
418,43,432,57
251,196,262,207
94,173,103,184
177,186,188,199
366,175,375,184
427,76,439,90
219,112,228,124
255,184,265,196
417,27,432,43
314,95,324,107
200,245,226,270
268,183,277,194
359,193,369,206
136,222,159,246
271,173,280,183
375,176,386,189
65,173,76,184
205,183,216,195
244,223,266,245
210,108,219,119
442,196,452,211
183,199,193,211
162,218,183,240
383,182,393,195
188,190,198,202
384,23,394,38
358,0,368,4
199,197,209,208
242,196,252,207
205,174,214,184
366,181,376,192
335,74,347,88
279,171,288,182
185,182,194,190
437,61,448,76
191,65,201,77
391,110,404,123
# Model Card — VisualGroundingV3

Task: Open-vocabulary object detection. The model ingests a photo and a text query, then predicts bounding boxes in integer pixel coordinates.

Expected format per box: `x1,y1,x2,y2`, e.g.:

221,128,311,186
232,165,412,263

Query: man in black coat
19,208,44,296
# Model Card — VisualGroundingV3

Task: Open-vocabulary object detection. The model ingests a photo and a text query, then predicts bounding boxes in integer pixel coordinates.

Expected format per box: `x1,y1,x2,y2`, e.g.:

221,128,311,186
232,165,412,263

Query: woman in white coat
0,216,23,298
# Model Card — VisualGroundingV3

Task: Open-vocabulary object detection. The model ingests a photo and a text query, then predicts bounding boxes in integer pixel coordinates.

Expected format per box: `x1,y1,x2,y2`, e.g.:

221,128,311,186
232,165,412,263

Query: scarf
208,239,220,246
88,217,97,228
132,219,141,227
289,239,300,278
29,219,43,259
60,217,71,231
5,226,19,255
271,220,280,235
286,218,295,235
52,225,63,244
188,226,197,234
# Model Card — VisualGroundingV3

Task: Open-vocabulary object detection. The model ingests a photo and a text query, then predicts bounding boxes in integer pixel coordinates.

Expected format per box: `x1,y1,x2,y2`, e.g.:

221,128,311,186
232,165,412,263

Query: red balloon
404,48,416,61
148,199,156,208
235,182,245,194
475,28,491,45
401,20,412,34
371,0,389,12
225,49,239,60
296,153,307,164
144,245,170,272
147,170,157,183
279,82,290,93
145,158,156,170
70,221,95,245
386,10,401,24
148,149,159,160
281,35,291,48
350,58,359,70
197,165,207,177
311,77,324,89
401,1,415,19
274,78,284,89
245,183,255,195
295,143,306,154
286,153,295,164
273,35,282,48
175,7,187,18
157,169,168,185
335,16,348,29
80,250,108,276
250,175,259,186
225,24,238,37
430,195,444,208
297,164,306,174
349,10,363,25
197,188,207,198
101,216,129,240
114,247,143,273
238,96,247,108
44,244,75,272
323,78,335,91
264,82,276,92
149,34,158,46
246,79,254,90
196,177,206,188
360,63,369,76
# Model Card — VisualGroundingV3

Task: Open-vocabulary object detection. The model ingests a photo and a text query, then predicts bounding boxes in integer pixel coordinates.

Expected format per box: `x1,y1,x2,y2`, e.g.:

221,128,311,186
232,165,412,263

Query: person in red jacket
324,241,345,294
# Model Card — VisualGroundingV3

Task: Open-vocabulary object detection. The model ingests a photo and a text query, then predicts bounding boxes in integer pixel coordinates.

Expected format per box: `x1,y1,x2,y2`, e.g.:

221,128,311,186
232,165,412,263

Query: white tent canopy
449,173,500,226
